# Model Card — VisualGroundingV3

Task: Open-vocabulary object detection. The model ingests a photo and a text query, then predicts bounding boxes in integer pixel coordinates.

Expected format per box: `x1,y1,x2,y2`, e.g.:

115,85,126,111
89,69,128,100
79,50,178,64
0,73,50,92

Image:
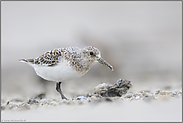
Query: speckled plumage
20,46,113,82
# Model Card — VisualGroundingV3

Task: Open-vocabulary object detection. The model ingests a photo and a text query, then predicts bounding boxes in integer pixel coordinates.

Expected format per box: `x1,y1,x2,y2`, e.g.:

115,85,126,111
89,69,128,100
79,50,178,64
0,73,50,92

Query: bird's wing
20,48,62,66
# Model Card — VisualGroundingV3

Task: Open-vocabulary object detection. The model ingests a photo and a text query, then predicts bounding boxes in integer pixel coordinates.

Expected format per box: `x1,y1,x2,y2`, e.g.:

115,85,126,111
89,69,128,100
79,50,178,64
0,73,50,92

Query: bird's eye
90,51,94,56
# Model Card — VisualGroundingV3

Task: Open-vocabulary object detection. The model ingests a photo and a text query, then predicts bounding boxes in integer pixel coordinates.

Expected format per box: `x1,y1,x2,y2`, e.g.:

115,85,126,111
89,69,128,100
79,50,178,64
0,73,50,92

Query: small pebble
76,96,88,100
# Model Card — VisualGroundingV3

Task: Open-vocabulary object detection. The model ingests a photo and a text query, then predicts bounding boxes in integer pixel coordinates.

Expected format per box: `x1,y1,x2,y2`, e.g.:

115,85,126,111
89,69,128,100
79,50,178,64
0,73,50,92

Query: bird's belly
33,60,85,82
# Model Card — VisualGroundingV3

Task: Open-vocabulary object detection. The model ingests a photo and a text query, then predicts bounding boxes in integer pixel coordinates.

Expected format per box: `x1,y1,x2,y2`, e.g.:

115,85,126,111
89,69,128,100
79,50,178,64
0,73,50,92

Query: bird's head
83,46,114,71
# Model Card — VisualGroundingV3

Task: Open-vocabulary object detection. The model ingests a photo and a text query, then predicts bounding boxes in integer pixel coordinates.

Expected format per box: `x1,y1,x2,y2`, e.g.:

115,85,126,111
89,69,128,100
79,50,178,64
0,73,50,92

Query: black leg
56,82,68,100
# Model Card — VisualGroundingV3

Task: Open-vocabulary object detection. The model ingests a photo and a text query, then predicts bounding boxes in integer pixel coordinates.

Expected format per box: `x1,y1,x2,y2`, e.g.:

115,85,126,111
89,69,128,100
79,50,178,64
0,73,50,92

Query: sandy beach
1,79,182,122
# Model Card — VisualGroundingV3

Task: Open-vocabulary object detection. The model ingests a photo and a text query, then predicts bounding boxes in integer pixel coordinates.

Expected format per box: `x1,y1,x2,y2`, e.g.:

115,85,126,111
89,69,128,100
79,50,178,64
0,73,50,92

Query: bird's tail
19,59,28,62
19,59,34,63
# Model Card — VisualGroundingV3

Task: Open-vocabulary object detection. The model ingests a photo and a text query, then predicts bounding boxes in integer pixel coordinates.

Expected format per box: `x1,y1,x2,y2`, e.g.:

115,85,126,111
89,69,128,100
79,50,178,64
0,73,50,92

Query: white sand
1,98,182,122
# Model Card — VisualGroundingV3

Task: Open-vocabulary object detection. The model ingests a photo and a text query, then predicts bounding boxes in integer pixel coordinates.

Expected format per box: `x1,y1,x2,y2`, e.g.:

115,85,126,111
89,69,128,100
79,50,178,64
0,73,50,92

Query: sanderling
19,46,114,99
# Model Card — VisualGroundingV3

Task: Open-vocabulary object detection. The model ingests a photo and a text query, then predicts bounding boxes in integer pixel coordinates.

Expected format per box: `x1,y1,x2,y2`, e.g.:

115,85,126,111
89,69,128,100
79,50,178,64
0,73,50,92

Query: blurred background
1,1,182,100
